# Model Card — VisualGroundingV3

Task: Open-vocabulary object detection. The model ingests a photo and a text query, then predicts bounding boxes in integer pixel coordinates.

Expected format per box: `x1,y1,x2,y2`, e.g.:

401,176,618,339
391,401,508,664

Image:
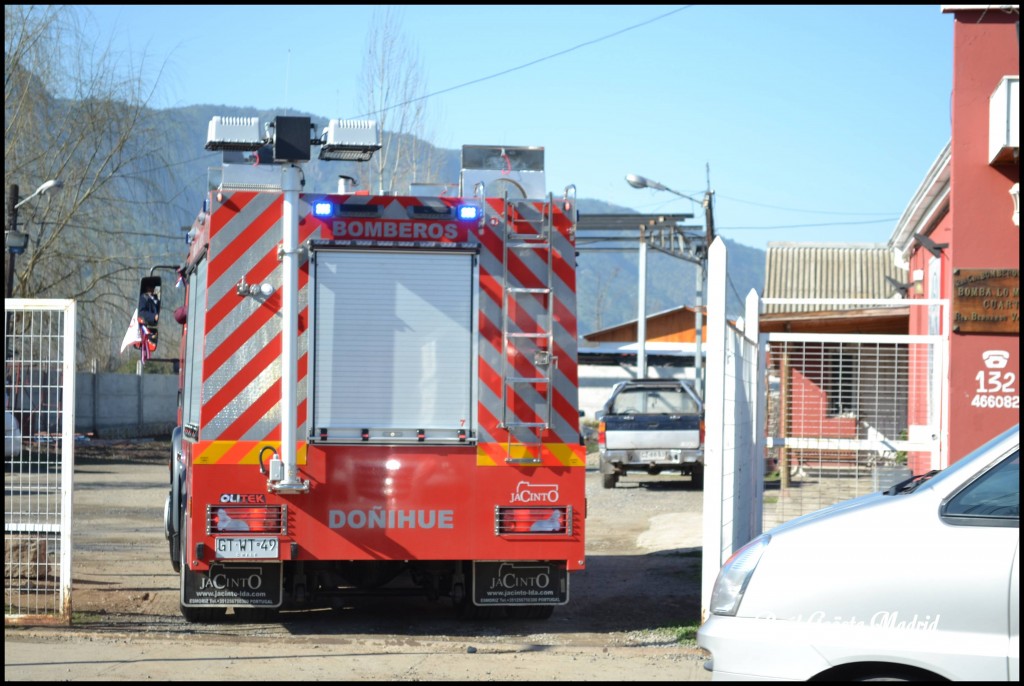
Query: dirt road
5,440,711,681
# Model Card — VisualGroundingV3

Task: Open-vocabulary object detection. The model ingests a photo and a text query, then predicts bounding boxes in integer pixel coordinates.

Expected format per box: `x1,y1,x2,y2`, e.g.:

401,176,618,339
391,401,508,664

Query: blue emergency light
312,201,333,218
457,204,480,221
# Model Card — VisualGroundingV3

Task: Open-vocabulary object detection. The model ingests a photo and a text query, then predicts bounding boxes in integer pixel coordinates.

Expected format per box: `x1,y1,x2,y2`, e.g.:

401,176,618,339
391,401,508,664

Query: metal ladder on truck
500,194,555,465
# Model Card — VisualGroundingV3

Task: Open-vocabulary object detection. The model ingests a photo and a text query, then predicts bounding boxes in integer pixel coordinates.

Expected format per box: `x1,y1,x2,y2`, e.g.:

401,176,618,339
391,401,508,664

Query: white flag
120,308,141,353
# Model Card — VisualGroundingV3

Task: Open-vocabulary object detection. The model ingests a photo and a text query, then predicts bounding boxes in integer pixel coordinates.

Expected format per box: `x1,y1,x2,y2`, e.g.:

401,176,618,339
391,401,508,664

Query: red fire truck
142,115,585,622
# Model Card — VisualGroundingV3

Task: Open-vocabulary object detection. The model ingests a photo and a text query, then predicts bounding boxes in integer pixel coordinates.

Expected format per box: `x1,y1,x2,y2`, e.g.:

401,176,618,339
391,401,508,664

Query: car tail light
598,421,606,448
700,419,705,445
495,506,572,536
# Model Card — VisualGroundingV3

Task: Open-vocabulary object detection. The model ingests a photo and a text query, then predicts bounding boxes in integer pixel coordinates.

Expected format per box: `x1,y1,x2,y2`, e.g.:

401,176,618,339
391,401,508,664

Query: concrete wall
75,373,178,438
73,367,693,437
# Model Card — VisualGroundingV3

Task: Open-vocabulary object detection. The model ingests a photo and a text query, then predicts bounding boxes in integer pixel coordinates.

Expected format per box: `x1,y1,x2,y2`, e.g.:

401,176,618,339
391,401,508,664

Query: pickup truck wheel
602,473,618,489
691,465,705,489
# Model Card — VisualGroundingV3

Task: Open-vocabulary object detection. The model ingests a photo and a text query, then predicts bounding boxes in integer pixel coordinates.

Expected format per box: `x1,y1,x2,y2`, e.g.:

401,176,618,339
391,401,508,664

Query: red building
890,6,1019,471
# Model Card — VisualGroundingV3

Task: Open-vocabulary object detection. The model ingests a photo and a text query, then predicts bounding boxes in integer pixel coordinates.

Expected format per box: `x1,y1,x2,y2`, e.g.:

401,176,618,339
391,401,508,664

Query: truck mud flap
472,561,568,606
181,562,282,608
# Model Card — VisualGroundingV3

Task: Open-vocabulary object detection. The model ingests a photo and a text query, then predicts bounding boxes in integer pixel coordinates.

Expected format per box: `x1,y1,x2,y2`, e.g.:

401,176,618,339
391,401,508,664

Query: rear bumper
599,448,703,473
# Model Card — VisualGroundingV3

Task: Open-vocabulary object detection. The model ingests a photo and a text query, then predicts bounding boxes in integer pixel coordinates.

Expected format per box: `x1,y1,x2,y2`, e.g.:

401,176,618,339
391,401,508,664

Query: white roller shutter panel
312,250,474,438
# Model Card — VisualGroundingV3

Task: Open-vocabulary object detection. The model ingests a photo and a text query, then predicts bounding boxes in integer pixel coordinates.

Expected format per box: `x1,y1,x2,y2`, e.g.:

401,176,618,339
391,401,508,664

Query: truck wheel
234,607,277,623
180,600,227,624
165,493,181,573
691,465,705,489
505,605,555,620
453,563,500,620
169,533,181,573
455,594,501,620
178,513,226,623
602,473,618,489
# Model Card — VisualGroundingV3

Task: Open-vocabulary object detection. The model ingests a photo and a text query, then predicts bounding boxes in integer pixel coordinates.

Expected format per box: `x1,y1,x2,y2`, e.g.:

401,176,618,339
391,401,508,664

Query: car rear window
611,387,698,414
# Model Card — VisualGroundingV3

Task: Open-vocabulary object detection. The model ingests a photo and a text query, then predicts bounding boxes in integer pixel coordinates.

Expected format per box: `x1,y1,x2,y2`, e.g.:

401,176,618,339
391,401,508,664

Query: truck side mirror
138,276,162,349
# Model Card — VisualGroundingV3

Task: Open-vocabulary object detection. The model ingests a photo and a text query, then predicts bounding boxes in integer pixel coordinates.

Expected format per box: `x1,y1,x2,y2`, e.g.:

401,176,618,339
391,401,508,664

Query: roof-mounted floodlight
319,119,381,162
206,116,264,151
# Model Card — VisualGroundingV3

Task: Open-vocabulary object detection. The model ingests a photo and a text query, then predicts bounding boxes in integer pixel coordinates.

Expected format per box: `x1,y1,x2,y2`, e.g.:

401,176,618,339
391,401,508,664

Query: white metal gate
4,298,76,624
701,240,766,620
701,239,948,619
762,310,946,529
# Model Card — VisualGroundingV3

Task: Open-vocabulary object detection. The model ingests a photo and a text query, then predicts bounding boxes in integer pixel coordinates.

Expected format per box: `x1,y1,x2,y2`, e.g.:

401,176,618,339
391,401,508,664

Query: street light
626,173,714,398
6,179,63,298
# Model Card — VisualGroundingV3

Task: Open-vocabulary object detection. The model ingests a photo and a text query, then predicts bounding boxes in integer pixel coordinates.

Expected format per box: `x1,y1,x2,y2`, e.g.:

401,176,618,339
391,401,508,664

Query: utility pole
6,179,62,299
637,223,648,378
625,173,714,399
694,187,715,400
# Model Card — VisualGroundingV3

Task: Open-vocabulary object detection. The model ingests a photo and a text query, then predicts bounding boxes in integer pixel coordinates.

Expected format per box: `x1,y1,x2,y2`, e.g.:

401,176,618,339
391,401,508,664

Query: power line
726,273,746,310
721,217,899,231
633,194,899,231
716,194,898,217
353,6,692,119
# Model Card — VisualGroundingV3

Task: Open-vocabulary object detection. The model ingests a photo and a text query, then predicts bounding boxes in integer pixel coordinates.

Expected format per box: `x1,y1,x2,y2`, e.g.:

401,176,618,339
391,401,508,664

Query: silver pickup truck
596,378,704,489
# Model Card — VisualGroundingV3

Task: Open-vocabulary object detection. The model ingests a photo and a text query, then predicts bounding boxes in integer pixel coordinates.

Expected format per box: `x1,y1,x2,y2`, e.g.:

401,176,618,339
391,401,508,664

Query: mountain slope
160,105,764,334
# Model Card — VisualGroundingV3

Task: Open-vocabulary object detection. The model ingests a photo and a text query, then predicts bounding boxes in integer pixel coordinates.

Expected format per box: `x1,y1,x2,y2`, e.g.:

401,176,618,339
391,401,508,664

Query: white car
698,424,1019,681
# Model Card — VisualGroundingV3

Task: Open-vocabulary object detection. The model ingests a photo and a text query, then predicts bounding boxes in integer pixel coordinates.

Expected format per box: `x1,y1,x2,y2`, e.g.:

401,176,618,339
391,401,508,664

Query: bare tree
357,7,443,195
5,5,183,371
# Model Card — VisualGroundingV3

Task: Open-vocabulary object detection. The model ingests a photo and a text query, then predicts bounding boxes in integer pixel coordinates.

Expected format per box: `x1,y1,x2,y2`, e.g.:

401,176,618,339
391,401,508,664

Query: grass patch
666,620,701,646
763,495,778,504
71,611,108,624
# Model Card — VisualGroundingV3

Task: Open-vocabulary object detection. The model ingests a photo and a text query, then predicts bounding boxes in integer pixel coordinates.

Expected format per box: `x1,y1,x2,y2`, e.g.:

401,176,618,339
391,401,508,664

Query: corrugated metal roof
762,243,908,313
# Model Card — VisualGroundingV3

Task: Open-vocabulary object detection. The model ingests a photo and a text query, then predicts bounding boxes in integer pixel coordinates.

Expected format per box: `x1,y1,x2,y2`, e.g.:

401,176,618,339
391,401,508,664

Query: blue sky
80,5,953,251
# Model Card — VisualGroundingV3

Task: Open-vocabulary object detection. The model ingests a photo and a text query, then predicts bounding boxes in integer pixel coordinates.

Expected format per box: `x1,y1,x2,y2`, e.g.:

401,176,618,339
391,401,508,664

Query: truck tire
602,473,618,489
691,464,705,489
505,605,555,620
234,607,277,623
165,493,181,573
179,512,226,623
453,562,501,620
167,427,184,573
180,599,226,624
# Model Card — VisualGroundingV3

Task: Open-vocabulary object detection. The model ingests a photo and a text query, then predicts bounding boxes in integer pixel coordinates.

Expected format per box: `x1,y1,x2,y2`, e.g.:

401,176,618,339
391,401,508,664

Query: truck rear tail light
495,506,572,536
207,505,287,535
598,421,606,448
700,419,705,445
